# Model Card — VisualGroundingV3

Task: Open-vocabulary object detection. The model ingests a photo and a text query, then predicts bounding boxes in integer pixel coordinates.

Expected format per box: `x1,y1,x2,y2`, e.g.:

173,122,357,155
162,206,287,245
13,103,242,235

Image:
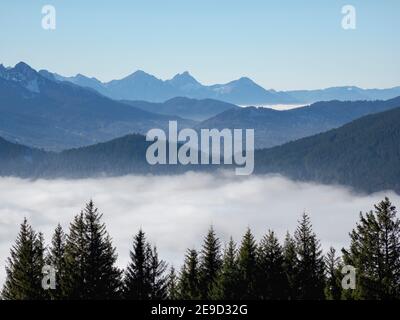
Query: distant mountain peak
224,77,255,86
170,71,201,87
238,76,253,83
175,71,194,78
222,76,259,88
15,61,30,68
14,61,36,74
132,70,151,77
0,61,42,93
75,73,101,82
122,70,158,82
133,69,146,75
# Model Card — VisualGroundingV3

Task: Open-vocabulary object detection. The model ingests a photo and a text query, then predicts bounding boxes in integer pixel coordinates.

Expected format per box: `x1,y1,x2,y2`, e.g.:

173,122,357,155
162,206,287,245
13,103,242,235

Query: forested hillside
256,106,400,193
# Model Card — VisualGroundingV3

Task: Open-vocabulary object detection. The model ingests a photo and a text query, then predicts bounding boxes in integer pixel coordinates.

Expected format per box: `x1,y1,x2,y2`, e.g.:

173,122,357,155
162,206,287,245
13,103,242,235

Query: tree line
1,198,400,300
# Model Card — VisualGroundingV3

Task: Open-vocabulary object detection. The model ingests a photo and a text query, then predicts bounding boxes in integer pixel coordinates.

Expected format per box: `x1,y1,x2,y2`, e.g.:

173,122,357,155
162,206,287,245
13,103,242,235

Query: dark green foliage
2,101,400,193
237,229,258,299
324,247,343,300
124,230,151,300
3,198,400,300
294,213,325,300
178,249,200,300
198,97,400,149
199,227,222,299
124,230,168,300
62,213,86,298
256,105,400,194
282,232,298,300
46,224,66,300
1,219,46,300
166,267,179,300
257,230,288,299
148,246,168,300
63,201,121,299
342,197,400,299
211,238,240,299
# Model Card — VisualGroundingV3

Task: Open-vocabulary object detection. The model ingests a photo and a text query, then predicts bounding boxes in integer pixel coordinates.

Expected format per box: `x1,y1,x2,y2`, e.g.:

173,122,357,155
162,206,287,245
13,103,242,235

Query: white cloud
0,172,398,287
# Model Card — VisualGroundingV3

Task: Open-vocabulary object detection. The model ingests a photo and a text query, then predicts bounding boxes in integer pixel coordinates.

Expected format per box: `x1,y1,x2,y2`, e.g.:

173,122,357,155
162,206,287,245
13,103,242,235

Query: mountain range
2,62,400,151
121,97,239,121
196,96,400,148
0,133,202,178
0,62,196,150
1,106,400,193
39,67,400,105
255,106,400,193
40,69,296,105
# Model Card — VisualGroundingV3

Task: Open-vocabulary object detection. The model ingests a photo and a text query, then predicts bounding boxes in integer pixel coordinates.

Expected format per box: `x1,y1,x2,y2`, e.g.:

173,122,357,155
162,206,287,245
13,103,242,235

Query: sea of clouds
0,171,399,287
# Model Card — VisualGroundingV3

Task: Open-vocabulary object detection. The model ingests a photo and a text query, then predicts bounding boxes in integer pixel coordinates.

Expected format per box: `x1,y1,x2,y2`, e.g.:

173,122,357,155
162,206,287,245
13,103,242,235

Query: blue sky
0,0,399,90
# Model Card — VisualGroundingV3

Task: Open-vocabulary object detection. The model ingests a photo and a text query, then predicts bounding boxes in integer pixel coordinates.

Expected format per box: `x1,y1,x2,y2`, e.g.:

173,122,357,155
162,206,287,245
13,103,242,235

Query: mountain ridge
0,62,195,150
255,106,400,193
1,105,400,193
196,96,400,148
36,63,400,104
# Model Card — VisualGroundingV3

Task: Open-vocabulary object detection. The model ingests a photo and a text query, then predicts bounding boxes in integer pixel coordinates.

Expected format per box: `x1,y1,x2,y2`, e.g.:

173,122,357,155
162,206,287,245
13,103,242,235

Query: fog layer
0,172,398,286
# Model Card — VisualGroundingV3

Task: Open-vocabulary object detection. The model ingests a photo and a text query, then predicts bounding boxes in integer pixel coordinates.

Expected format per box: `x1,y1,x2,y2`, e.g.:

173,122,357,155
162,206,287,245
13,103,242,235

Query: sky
0,0,399,90
1,172,398,286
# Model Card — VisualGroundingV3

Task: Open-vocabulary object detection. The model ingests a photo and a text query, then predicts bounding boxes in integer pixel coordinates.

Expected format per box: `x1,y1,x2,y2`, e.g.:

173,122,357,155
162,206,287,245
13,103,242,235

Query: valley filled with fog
0,172,398,286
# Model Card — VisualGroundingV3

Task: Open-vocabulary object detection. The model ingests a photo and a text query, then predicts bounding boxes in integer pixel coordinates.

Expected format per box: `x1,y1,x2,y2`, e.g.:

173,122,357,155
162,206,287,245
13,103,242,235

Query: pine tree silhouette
257,230,288,299
63,201,121,299
294,213,325,300
211,237,240,299
237,228,258,299
342,197,400,299
199,226,222,299
178,249,200,299
2,219,46,300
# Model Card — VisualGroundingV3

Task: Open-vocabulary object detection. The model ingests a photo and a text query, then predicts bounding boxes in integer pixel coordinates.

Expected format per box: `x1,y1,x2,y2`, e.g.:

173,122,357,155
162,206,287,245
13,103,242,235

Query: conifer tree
211,238,240,299
62,213,86,298
148,245,168,300
178,249,200,299
167,266,179,300
294,213,325,300
283,232,298,299
63,201,121,299
257,230,287,299
199,227,222,299
124,229,152,299
237,228,258,299
342,198,400,299
46,224,66,300
2,219,46,300
324,247,342,300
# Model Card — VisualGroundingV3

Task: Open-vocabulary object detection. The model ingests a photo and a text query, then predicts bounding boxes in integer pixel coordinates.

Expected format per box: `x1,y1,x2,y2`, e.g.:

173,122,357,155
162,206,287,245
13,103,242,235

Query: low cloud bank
0,172,398,286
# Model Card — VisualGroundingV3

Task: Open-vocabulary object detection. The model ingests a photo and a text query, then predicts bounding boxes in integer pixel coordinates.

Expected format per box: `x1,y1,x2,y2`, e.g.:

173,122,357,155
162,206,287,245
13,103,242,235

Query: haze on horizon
0,0,399,90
